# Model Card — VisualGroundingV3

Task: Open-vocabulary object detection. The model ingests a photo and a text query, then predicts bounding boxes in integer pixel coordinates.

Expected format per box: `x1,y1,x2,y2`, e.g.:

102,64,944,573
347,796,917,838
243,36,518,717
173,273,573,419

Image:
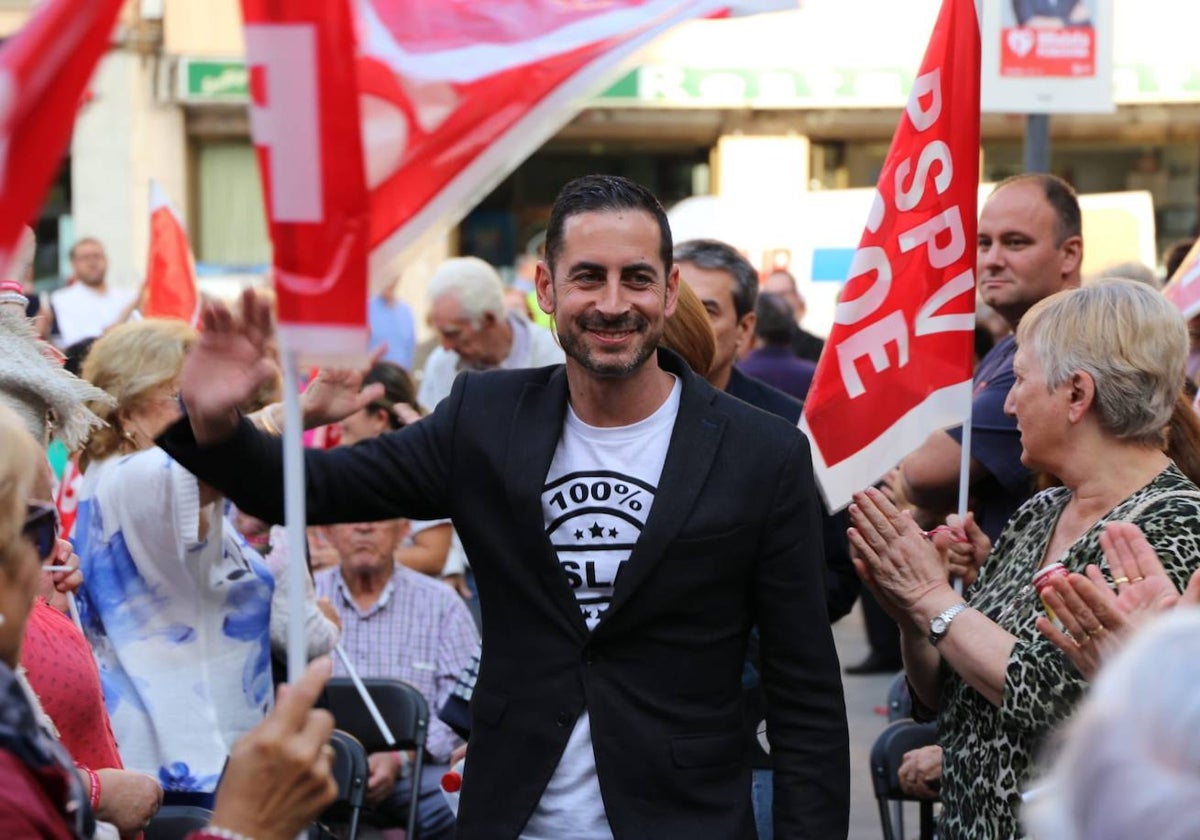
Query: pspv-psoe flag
800,0,980,511
355,0,788,285
243,0,371,360
144,180,200,325
0,0,124,280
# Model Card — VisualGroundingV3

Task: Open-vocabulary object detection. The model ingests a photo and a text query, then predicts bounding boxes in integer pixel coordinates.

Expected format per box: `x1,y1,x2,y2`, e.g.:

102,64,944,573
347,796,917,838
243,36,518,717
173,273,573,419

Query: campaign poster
981,0,1114,113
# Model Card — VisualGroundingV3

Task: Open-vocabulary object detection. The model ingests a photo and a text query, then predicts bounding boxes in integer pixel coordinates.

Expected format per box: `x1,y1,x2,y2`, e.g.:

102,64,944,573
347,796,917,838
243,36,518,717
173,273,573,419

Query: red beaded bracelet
79,765,100,812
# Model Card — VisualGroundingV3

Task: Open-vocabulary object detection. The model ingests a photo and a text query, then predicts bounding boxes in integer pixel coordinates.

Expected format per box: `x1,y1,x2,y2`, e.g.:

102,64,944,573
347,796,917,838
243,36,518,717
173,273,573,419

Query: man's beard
557,311,659,379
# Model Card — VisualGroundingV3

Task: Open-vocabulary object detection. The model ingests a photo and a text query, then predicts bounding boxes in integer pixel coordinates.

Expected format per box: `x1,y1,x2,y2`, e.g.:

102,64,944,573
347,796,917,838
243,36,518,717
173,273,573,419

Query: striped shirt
314,564,479,763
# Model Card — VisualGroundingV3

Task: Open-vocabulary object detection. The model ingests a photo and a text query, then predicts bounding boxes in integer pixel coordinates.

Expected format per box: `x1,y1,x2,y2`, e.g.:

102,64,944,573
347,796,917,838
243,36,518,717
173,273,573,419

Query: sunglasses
23,503,59,561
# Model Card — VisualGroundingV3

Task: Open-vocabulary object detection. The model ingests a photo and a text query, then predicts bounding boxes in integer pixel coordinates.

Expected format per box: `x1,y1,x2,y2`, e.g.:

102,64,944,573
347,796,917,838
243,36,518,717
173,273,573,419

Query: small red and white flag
800,0,981,510
143,180,200,324
1163,240,1200,321
55,456,83,542
0,0,123,280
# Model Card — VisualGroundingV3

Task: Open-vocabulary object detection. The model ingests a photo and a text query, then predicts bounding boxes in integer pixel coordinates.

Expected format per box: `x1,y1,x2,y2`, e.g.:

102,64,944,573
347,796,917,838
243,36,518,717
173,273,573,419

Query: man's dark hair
63,337,97,377
674,238,759,320
755,293,794,347
1165,238,1196,279
993,172,1081,246
544,175,672,275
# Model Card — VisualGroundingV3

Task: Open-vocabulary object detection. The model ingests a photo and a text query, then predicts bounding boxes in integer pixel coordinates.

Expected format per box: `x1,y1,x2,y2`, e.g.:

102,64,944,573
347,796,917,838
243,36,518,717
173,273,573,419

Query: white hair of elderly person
1023,608,1200,840
426,256,507,323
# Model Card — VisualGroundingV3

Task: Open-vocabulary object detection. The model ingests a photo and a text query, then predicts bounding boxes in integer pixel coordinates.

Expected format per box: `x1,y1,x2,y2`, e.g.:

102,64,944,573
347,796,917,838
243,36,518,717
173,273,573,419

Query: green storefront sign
181,59,249,101
597,65,915,108
174,57,1198,108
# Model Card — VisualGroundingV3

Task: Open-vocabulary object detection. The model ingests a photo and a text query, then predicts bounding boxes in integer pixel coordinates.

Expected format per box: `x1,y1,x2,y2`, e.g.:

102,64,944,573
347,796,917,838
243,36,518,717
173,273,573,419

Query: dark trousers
861,588,901,665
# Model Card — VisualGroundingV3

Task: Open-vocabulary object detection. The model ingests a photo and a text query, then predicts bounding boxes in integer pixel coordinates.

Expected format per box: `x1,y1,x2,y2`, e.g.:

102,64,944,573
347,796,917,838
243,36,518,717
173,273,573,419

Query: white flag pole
954,0,985,596
280,341,308,685
334,643,396,747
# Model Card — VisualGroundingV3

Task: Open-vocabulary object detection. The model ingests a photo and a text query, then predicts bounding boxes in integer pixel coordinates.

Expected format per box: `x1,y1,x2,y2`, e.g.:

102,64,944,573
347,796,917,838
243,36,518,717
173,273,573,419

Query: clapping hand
848,488,953,624
1036,521,1187,680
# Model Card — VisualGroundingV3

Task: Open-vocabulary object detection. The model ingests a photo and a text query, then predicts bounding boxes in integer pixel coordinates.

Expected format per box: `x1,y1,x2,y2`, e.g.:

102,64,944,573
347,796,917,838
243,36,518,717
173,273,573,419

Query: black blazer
724,369,859,623
159,349,850,840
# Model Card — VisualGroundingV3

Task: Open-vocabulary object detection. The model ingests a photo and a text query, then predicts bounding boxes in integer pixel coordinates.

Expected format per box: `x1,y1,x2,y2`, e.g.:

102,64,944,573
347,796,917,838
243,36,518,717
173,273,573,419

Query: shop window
196,142,270,268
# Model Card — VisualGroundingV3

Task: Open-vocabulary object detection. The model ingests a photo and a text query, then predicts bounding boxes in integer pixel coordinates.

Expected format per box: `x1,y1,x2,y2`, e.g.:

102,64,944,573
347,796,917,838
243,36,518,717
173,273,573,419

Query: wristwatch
928,602,970,646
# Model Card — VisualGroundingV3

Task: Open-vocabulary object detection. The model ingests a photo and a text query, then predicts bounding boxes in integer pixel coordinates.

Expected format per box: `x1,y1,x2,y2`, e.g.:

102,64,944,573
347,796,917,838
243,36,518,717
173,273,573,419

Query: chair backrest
310,729,369,840
886,672,913,722
869,718,939,801
143,805,214,840
322,677,429,754
329,729,369,806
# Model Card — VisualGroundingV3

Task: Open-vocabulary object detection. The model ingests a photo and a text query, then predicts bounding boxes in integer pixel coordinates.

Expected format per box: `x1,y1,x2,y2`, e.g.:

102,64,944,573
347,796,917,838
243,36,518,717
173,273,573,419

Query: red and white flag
800,0,981,511
143,180,200,324
0,0,123,280
243,0,372,359
1162,239,1200,320
242,0,783,358
354,0,786,283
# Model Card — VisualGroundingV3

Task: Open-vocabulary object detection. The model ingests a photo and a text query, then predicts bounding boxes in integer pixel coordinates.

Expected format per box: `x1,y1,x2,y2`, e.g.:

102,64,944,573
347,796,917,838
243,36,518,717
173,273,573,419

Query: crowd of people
1,166,1199,840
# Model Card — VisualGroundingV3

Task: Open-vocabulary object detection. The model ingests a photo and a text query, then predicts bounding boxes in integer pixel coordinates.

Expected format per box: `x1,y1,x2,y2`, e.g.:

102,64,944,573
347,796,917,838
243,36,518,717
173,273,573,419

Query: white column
71,51,187,290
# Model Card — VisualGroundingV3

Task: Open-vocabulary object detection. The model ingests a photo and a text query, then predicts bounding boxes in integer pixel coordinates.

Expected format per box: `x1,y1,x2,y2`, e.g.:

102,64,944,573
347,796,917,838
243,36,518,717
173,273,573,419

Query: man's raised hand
181,289,279,443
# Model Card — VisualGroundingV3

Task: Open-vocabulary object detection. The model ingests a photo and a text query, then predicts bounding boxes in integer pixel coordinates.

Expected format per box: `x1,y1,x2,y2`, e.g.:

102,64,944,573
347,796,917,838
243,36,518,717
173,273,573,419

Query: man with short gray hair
417,256,562,410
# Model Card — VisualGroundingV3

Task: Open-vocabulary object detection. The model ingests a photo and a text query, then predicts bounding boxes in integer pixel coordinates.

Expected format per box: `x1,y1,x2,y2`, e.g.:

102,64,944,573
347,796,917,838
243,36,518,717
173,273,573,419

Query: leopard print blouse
937,464,1200,840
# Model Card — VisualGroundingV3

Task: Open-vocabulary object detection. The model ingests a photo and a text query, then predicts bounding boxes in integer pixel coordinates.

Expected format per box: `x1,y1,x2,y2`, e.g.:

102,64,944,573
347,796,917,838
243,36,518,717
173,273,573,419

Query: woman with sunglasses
0,402,355,840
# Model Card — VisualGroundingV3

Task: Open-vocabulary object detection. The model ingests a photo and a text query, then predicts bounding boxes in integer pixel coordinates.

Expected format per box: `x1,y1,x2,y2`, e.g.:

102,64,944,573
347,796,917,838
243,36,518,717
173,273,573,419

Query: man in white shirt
50,238,137,348
417,256,563,411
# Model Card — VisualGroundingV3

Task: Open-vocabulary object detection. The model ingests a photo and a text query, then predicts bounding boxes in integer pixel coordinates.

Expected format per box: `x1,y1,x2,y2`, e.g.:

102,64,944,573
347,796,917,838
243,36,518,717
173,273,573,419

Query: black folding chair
143,805,214,840
307,729,369,840
869,718,939,840
322,678,430,840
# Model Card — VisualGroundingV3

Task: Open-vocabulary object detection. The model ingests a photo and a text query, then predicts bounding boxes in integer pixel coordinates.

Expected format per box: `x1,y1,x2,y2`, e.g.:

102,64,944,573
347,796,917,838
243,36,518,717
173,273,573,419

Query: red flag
800,0,981,510
242,0,371,359
0,0,123,279
1162,239,1200,321
55,455,83,541
356,0,783,286
143,180,200,324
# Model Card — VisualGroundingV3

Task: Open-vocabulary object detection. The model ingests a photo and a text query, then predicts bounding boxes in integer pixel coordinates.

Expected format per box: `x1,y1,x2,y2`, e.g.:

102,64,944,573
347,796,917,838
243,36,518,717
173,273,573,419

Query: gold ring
1131,576,1145,582
1084,626,1102,638
1113,576,1130,585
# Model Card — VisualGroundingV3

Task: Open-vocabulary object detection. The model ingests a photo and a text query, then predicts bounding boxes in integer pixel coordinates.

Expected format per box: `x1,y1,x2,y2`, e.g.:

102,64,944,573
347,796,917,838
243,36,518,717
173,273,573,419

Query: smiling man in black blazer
159,175,849,839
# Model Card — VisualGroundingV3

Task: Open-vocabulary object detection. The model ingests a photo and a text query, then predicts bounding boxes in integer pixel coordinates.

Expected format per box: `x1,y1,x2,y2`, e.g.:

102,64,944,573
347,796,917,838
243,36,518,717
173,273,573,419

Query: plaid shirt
314,564,479,763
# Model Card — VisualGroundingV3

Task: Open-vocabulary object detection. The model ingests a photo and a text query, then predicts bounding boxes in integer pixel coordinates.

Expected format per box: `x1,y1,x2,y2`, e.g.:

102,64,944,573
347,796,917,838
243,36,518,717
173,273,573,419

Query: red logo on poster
1000,25,1095,78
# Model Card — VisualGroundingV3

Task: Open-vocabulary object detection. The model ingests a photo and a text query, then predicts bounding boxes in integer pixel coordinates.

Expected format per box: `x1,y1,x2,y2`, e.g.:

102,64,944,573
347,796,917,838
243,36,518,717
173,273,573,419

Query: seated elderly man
315,518,479,839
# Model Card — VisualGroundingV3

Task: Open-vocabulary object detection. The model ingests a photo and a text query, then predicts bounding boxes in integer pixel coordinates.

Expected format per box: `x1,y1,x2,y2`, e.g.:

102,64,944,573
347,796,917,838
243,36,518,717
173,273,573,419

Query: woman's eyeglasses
23,503,59,561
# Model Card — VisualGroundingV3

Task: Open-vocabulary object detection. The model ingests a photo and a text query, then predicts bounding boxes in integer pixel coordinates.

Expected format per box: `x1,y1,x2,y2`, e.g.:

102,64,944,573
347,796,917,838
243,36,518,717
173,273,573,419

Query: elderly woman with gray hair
848,279,1200,840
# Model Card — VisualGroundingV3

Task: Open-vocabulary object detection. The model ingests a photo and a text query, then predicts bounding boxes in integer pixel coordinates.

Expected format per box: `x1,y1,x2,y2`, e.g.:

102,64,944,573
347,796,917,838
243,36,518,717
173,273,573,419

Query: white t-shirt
521,376,681,840
50,282,136,347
